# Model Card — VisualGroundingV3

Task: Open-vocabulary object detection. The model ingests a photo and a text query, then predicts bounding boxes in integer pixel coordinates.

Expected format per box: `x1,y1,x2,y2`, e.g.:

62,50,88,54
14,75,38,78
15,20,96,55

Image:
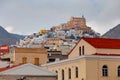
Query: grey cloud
0,0,119,35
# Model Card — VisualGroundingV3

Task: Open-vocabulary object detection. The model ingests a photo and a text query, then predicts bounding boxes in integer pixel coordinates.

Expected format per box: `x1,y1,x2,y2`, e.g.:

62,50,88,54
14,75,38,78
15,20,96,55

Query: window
22,57,27,64
118,66,120,76
48,53,51,56
49,58,55,62
56,70,58,73
34,58,39,65
102,65,108,76
62,69,64,80
68,68,71,79
55,58,60,61
79,47,81,56
75,67,78,78
54,49,57,51
55,70,58,79
82,46,84,55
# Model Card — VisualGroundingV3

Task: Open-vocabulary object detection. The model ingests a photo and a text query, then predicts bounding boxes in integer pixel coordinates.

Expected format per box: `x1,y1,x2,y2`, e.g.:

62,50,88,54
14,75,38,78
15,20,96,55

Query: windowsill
114,76,120,78
101,76,109,77
101,76,120,78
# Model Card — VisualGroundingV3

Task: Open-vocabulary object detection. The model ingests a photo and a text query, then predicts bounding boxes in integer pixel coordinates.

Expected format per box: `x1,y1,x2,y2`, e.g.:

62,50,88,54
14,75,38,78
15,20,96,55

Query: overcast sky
0,0,120,35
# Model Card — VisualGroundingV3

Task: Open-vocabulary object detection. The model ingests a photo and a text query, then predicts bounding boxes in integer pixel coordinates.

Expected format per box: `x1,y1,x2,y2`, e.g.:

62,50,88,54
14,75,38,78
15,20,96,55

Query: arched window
102,65,108,76
62,69,64,80
75,67,78,78
68,68,71,79
118,66,120,76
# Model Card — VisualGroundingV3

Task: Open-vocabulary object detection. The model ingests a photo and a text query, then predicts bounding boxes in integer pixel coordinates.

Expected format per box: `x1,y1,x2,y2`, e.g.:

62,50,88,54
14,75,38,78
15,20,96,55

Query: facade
66,16,87,28
16,32,47,48
45,38,63,51
14,47,48,65
2,47,48,66
60,44,73,55
42,38,120,80
48,51,68,63
39,29,48,35
68,38,120,58
0,63,57,80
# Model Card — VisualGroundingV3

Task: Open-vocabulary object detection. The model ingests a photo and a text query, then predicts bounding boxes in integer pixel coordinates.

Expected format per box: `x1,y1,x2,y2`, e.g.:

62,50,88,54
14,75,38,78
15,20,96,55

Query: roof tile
83,38,120,49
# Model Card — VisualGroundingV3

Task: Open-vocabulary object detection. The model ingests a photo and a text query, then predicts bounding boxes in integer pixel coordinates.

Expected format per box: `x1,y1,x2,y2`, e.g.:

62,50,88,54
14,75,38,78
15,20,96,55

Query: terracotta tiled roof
83,38,120,49
68,37,120,55
93,53,120,56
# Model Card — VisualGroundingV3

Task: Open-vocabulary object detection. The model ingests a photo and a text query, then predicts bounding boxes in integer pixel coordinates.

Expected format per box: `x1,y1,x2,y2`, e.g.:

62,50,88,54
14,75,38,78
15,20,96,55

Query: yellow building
2,47,48,66
42,38,120,80
39,29,47,35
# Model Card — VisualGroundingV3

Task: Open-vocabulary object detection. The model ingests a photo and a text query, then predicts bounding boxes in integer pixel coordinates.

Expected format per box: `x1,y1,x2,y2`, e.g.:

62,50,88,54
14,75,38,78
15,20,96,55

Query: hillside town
0,16,120,80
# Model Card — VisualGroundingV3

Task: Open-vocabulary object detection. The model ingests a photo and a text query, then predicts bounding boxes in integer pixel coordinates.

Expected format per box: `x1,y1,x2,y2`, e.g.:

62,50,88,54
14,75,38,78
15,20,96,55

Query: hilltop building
51,16,87,30
50,16,100,39
45,38,69,62
45,38,63,51
51,16,92,33
16,32,47,48
39,29,48,35
66,16,87,28
42,38,120,80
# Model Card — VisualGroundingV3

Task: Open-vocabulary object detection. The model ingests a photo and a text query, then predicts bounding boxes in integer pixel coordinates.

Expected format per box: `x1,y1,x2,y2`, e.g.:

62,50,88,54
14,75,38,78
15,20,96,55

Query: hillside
0,26,25,45
102,24,120,39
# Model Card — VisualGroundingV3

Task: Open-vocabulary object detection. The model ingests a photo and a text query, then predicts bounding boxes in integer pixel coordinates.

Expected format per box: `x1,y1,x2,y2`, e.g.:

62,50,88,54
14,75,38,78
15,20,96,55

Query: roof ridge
0,63,57,76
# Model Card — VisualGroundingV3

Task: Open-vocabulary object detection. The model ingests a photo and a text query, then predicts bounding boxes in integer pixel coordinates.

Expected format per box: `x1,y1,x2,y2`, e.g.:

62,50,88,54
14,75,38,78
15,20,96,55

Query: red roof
68,37,120,55
0,45,10,53
93,53,120,56
0,64,20,72
83,38,120,49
